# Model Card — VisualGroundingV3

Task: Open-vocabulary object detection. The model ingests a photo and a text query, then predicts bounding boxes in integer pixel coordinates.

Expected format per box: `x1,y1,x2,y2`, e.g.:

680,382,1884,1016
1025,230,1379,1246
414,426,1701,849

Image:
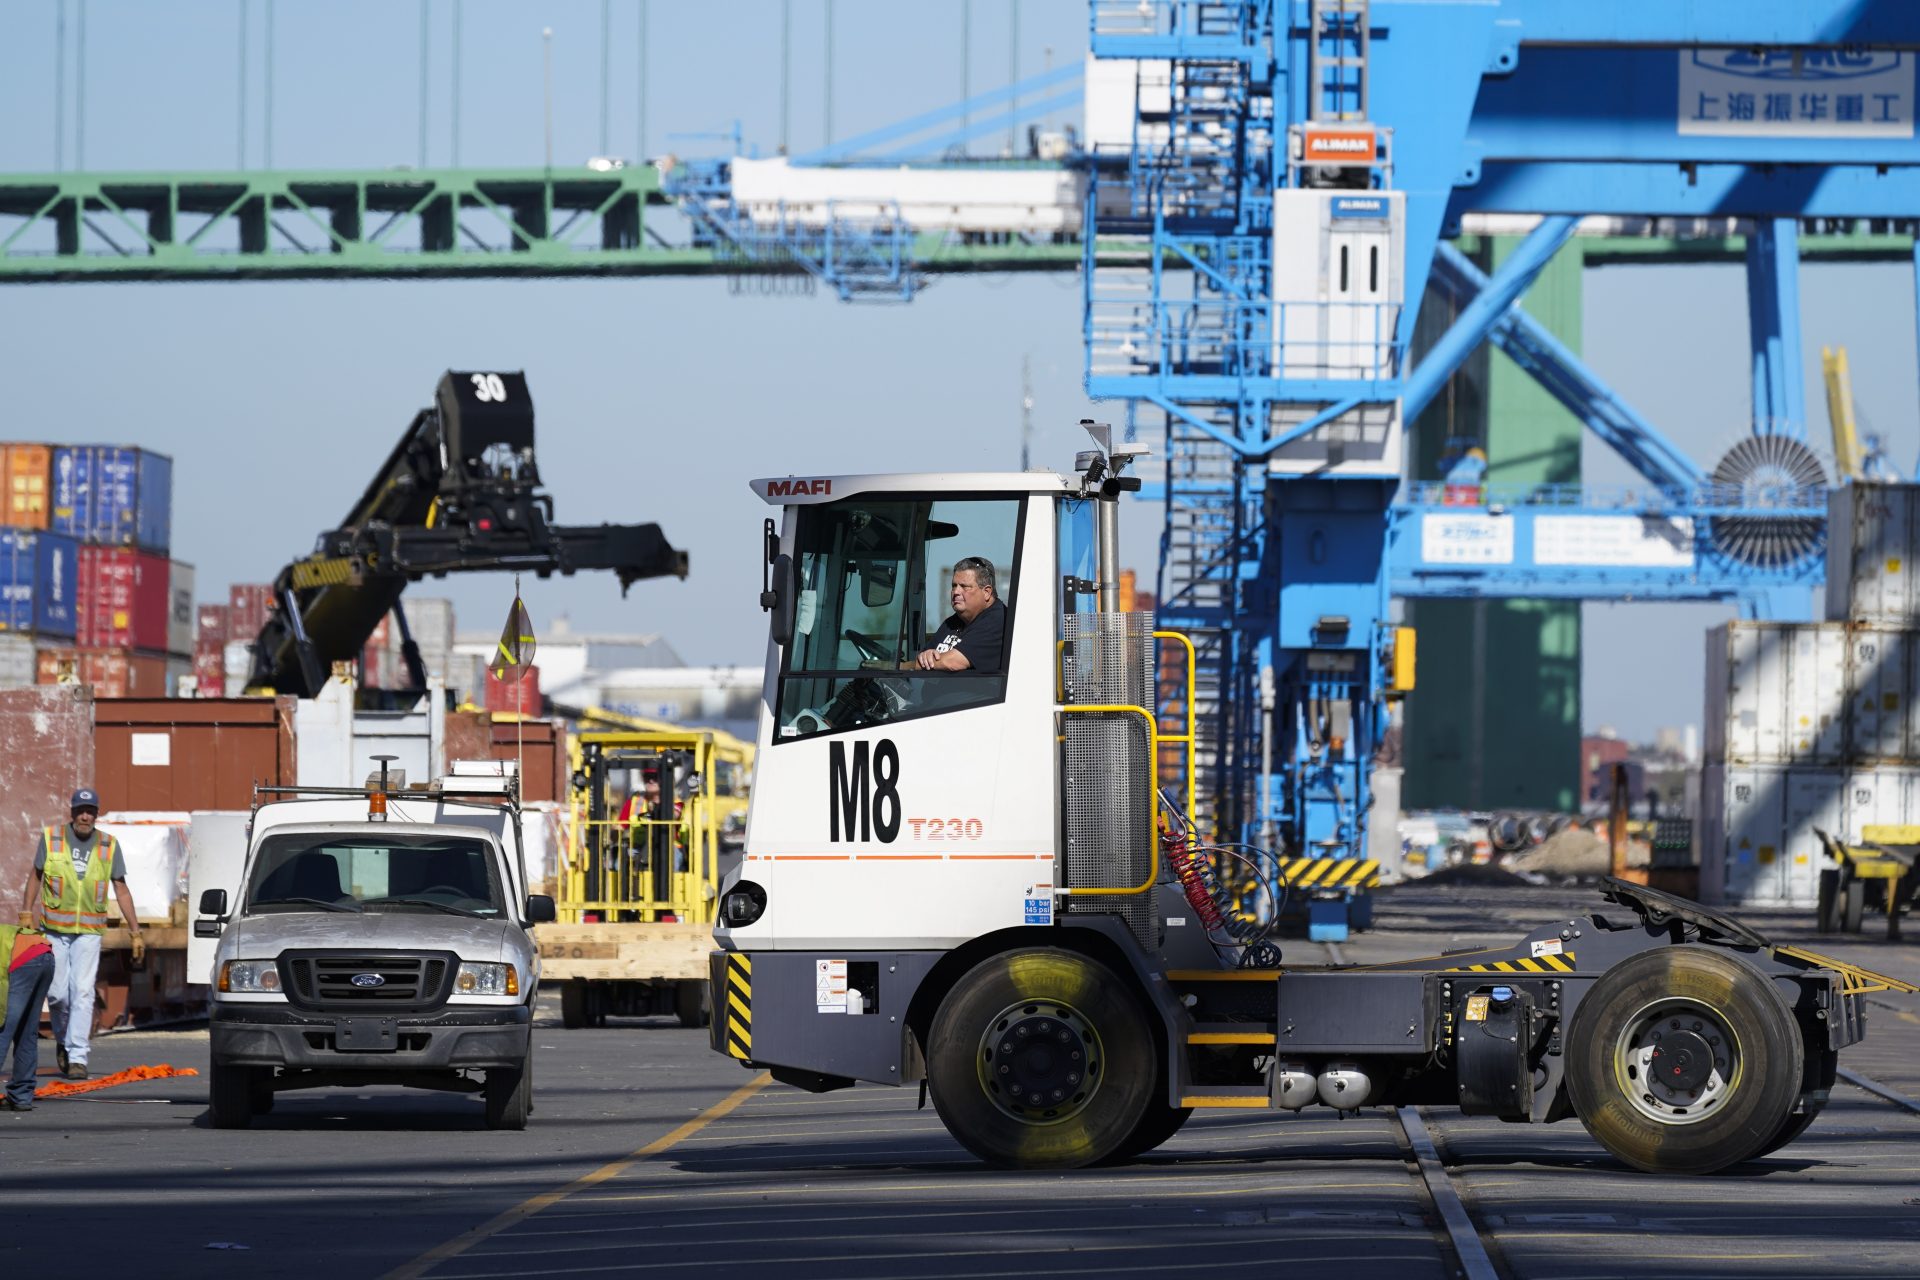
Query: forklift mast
248,371,688,697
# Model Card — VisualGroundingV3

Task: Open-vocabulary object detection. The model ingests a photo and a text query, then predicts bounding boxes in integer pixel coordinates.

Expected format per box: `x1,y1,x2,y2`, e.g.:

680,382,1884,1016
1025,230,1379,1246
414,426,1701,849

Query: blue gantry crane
1085,0,1920,938
11,4,1920,943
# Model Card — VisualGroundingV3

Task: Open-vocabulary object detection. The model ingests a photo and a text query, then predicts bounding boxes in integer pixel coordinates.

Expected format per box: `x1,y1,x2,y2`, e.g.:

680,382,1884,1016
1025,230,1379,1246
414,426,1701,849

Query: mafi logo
766,478,832,497
1692,48,1904,81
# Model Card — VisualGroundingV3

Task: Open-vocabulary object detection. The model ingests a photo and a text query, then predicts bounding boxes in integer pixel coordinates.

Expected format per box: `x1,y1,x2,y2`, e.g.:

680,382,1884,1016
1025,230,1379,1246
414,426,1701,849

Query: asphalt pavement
2,882,1917,1280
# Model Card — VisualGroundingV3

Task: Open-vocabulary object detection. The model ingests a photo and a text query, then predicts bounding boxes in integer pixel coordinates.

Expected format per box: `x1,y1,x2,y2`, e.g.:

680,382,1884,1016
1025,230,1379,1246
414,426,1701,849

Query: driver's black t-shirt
927,598,1007,674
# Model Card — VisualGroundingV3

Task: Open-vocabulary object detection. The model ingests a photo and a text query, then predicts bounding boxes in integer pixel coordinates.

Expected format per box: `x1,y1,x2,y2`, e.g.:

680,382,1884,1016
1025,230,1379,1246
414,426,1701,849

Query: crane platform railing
1397,480,1829,519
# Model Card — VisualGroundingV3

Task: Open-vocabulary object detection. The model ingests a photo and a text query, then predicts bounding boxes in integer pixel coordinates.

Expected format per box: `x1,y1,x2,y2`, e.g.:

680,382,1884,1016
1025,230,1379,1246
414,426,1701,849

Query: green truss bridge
0,165,1090,284
1,165,1913,287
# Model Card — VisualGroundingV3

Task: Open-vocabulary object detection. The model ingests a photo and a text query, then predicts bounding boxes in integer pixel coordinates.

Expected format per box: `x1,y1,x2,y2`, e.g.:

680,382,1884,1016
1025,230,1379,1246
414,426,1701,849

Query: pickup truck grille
278,952,453,1013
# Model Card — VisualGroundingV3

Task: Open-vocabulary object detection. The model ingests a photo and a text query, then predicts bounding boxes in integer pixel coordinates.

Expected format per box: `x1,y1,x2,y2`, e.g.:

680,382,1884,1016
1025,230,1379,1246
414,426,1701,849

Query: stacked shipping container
193,591,457,698
1,442,186,697
1701,484,1920,908
193,603,230,694
358,598,458,691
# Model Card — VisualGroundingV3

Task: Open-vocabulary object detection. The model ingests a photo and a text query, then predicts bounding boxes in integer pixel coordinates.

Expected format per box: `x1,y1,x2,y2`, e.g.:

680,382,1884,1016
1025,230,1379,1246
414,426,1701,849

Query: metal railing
1088,295,1403,381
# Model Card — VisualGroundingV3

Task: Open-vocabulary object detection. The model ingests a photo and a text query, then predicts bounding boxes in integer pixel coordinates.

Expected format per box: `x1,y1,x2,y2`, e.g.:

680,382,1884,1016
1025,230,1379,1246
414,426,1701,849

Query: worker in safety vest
17,788,143,1080
0,913,54,1111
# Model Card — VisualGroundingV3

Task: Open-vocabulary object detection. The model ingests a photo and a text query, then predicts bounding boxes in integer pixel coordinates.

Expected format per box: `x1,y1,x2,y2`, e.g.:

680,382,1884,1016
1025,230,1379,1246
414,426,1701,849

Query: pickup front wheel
208,1062,259,1130
485,1052,533,1130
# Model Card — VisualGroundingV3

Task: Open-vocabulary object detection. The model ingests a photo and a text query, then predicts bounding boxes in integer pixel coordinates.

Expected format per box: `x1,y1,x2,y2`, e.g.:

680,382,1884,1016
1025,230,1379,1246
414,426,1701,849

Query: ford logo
351,973,386,988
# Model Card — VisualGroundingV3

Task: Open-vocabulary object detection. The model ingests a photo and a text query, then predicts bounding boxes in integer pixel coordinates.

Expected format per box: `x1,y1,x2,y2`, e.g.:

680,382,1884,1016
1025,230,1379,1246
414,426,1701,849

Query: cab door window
776,496,1023,740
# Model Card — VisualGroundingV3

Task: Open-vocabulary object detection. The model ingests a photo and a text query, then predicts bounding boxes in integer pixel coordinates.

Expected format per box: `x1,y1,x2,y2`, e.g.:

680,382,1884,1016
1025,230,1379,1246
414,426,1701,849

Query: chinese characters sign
1680,48,1914,138
1420,513,1513,566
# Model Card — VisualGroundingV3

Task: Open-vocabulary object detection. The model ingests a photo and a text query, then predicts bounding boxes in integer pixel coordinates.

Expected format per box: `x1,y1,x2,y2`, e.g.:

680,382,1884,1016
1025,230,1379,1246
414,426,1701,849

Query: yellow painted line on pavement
382,1072,770,1280
561,1174,1414,1210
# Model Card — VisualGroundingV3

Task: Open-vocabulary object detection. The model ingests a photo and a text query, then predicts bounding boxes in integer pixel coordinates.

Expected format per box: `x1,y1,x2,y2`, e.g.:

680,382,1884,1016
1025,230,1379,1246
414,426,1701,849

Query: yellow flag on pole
489,596,537,681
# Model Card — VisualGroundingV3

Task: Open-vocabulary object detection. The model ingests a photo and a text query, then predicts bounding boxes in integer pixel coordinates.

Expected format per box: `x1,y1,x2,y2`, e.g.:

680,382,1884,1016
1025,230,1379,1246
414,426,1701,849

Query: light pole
542,26,554,172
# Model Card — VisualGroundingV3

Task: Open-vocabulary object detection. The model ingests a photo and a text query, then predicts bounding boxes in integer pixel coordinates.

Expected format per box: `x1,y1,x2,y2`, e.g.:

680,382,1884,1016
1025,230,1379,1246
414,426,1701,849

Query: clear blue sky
3,2,1916,746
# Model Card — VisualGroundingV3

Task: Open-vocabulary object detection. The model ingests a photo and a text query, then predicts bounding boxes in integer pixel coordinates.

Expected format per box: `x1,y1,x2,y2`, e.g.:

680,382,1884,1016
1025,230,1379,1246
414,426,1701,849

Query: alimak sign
1302,127,1379,164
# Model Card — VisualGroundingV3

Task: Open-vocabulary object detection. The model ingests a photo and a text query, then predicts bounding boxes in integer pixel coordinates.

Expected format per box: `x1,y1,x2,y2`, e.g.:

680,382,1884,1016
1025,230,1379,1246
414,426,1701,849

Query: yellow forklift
542,729,750,1027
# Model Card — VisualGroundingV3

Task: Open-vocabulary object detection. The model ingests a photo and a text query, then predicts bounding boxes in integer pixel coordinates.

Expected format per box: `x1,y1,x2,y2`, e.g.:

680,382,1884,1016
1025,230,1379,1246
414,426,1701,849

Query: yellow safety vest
41,825,119,934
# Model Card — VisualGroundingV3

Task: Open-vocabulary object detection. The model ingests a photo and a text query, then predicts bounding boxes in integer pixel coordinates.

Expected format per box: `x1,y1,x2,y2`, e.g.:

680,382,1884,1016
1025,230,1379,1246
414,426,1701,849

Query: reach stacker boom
710,430,1913,1174
248,370,687,698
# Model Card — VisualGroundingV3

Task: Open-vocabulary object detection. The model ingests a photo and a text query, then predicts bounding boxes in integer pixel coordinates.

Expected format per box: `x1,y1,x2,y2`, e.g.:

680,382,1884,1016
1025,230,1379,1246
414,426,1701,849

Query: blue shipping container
50,445,173,551
0,528,80,637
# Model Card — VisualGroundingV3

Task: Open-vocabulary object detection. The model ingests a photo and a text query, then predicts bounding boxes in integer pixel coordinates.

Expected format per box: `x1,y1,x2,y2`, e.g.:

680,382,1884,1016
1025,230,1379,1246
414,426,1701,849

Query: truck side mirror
199,888,228,917
763,553,797,646
860,561,897,608
525,894,557,925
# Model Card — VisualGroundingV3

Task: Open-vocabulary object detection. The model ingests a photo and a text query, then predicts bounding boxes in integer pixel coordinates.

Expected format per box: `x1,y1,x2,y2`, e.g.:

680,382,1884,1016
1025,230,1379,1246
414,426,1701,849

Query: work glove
131,934,148,964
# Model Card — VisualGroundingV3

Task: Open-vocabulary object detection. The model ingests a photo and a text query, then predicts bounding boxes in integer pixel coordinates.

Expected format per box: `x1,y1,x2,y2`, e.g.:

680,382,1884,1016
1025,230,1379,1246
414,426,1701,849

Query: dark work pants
3,952,55,1106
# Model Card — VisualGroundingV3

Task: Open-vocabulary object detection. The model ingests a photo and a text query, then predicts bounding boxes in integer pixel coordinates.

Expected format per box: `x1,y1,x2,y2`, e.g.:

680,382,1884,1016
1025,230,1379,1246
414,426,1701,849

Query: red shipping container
361,615,393,687
485,665,542,715
77,547,169,651
196,602,231,646
228,584,275,639
35,646,168,698
193,649,225,696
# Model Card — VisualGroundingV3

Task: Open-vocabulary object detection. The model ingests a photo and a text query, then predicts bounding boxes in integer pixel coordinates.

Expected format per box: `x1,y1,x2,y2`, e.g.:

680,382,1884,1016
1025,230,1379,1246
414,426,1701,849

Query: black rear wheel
561,978,588,1029
1566,946,1802,1175
1843,880,1866,933
926,949,1155,1169
1816,869,1841,934
1757,1048,1838,1157
674,980,711,1028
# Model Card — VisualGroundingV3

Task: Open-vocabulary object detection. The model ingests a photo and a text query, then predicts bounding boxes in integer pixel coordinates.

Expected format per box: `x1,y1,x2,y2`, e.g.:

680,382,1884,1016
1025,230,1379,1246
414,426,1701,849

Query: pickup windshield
247,833,504,917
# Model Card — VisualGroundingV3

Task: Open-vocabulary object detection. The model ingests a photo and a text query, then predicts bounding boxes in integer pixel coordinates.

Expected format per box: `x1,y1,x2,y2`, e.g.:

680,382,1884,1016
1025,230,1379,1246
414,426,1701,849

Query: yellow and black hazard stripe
1279,857,1381,890
723,954,752,1060
290,556,360,590
1461,952,1577,974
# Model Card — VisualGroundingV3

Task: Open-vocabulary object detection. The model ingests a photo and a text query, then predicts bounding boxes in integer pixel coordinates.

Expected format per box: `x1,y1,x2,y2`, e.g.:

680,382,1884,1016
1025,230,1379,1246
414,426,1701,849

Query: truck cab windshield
776,495,1022,740
247,833,504,917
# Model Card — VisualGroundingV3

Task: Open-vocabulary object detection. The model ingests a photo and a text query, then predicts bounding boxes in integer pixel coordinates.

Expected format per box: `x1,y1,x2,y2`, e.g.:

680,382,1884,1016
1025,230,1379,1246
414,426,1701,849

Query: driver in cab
913,557,1006,673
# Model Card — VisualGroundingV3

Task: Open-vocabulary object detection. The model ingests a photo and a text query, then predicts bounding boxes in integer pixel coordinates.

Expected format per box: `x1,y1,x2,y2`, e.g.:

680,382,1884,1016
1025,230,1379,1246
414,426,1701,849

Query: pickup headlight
219,959,282,994
454,961,519,997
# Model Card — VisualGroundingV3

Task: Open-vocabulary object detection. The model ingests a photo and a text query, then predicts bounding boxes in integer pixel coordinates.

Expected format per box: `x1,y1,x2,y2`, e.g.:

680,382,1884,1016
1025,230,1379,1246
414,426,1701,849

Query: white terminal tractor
711,432,1911,1174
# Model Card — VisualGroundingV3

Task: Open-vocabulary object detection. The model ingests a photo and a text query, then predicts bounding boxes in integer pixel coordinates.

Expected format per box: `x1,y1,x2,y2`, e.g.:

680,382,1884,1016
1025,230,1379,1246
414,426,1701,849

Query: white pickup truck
193,776,553,1130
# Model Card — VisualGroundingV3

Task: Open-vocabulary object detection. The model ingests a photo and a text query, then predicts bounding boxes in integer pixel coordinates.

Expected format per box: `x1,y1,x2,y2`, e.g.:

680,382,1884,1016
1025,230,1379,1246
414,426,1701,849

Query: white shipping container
166,561,196,656
95,812,191,923
1845,625,1920,761
1842,765,1920,836
1826,482,1920,624
448,652,488,705
223,638,252,696
1703,621,1848,765
400,597,455,656
1700,763,1920,908
0,632,35,687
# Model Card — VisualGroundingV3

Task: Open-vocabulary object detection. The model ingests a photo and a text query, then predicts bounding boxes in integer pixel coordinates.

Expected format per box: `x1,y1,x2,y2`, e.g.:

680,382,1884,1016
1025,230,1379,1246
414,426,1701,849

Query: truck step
1179,1085,1271,1110
1165,968,1281,983
1186,1022,1277,1046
